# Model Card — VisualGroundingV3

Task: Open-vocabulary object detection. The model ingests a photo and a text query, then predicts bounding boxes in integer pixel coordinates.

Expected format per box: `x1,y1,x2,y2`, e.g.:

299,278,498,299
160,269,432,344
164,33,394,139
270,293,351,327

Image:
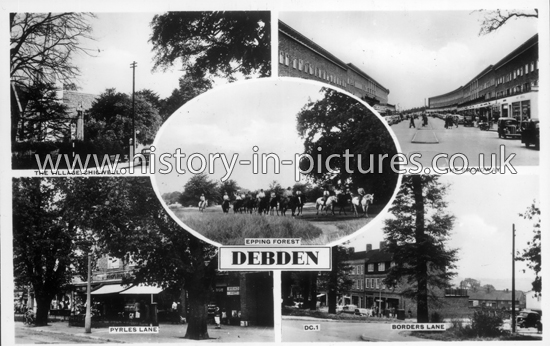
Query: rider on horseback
322,186,330,207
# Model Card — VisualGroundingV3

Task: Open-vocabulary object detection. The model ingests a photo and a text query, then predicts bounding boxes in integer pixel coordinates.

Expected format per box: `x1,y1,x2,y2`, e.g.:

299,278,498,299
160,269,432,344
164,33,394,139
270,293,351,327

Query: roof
468,289,524,301
347,63,389,93
494,34,538,71
348,249,392,263
279,20,349,71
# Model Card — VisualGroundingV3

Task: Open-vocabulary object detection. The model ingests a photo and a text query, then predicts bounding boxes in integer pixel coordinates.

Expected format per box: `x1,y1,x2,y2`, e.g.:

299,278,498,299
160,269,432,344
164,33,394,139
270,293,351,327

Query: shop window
279,51,284,64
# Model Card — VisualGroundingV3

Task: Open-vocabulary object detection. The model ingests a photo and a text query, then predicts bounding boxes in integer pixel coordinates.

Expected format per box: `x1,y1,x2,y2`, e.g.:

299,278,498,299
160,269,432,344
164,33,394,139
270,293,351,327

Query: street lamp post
85,253,92,333
130,61,137,160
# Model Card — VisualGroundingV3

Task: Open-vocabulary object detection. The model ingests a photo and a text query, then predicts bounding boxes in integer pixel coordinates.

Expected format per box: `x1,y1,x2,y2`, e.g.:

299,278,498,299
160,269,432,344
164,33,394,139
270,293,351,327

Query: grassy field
170,202,380,245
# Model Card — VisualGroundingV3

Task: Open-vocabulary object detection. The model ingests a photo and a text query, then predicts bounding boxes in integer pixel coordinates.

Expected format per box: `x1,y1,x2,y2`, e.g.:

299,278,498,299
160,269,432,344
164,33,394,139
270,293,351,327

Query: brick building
427,34,539,124
279,20,391,108
345,243,470,319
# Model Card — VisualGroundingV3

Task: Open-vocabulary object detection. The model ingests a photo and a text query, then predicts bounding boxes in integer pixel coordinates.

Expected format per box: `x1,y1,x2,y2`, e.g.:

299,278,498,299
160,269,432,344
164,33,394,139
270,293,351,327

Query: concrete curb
21,326,126,343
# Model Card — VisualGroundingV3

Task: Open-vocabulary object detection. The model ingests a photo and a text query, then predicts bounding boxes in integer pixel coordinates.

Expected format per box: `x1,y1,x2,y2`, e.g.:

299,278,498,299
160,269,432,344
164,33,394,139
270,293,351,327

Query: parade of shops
343,243,470,319
278,20,394,112
427,34,539,125
16,255,274,328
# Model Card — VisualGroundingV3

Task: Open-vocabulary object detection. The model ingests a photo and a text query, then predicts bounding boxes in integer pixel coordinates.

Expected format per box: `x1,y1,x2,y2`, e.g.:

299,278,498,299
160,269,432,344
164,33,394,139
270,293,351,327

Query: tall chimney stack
366,244,372,252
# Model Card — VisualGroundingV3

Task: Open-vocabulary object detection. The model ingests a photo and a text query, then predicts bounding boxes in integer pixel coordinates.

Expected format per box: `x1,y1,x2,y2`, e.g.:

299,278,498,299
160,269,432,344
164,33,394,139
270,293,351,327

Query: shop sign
227,287,240,296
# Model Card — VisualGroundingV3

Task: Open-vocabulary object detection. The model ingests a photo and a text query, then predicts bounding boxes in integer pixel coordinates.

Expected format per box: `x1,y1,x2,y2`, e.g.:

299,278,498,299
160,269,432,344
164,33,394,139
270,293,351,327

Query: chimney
379,241,385,251
366,244,372,252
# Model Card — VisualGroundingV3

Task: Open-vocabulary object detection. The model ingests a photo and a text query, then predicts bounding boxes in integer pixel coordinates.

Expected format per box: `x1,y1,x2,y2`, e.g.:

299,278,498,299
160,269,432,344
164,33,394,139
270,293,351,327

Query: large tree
383,175,458,323
150,11,271,81
77,177,218,339
518,200,541,296
85,88,162,150
296,87,399,204
13,178,90,325
15,81,72,142
10,12,95,87
159,75,213,122
180,173,220,206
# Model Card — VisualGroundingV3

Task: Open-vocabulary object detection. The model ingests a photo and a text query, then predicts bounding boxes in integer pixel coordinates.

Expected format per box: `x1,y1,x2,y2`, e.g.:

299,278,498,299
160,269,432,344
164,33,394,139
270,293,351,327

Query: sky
347,174,540,292
72,12,184,99
279,10,538,110
151,78,390,194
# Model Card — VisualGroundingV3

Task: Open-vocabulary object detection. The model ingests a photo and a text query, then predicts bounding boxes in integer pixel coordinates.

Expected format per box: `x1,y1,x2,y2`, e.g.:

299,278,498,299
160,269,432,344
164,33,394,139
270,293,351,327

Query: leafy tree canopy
150,11,271,81
296,87,398,204
518,200,541,296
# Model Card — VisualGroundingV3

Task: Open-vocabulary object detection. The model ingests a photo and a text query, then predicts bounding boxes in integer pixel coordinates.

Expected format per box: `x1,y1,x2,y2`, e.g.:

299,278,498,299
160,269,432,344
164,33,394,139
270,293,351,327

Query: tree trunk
34,295,53,326
413,175,429,323
309,272,318,311
185,287,210,340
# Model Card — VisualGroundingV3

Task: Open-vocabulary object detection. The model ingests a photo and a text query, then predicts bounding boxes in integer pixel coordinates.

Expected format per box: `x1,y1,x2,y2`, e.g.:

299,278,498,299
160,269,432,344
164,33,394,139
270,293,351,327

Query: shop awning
91,284,130,295
119,284,163,295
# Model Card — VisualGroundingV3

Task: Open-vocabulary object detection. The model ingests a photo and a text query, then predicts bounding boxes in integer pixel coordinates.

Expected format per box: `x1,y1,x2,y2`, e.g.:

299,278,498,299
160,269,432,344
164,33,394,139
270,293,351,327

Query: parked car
463,114,474,127
516,310,542,330
456,114,464,124
497,117,521,139
521,118,540,149
338,304,358,314
354,308,371,317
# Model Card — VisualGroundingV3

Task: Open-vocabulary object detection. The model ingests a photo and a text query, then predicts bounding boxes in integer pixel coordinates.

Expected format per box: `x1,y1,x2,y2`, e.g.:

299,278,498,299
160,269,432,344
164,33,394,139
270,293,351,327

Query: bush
430,311,444,323
470,310,504,337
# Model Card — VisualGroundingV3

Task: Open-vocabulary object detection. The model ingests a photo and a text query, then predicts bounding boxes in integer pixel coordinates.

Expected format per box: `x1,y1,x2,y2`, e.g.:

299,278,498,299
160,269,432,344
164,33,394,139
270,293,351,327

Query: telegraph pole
85,253,92,333
130,61,137,156
511,224,516,333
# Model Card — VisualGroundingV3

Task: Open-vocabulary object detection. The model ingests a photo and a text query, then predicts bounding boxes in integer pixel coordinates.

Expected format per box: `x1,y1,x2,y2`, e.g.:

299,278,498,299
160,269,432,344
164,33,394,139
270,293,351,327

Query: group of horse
198,191,374,218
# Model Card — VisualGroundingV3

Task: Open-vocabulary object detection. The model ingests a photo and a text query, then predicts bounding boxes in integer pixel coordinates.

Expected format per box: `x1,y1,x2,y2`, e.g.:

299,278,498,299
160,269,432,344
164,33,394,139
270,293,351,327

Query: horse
316,196,338,215
295,194,305,216
279,195,298,216
335,192,351,215
198,199,208,212
243,196,255,214
269,195,279,215
351,194,374,217
257,195,270,215
233,199,244,213
221,200,231,213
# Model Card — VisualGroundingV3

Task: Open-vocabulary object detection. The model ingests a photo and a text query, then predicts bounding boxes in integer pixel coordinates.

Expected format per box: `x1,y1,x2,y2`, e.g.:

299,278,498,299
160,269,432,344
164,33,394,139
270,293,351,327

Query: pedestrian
409,115,415,128
214,307,221,329
408,309,412,319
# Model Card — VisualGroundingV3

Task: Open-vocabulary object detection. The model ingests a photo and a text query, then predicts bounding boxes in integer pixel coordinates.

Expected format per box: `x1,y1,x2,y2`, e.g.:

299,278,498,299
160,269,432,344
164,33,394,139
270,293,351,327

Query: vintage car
516,310,542,330
337,304,358,314
497,117,521,139
521,118,540,149
463,114,475,127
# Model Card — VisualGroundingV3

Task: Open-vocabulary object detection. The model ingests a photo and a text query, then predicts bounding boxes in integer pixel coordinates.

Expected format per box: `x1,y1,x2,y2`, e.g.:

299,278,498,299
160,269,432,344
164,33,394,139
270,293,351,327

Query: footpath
15,321,274,343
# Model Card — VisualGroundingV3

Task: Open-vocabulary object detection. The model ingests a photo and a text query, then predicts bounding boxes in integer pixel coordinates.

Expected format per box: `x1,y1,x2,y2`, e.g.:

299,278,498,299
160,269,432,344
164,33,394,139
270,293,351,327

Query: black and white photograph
12,177,275,343
10,11,271,171
281,174,542,342
152,78,400,246
279,10,540,169
1,0,548,345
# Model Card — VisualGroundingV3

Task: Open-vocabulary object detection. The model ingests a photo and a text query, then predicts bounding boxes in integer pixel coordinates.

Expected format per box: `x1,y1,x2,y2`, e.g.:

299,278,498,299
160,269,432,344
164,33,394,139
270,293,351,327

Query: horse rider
322,186,331,207
257,189,266,199
223,191,230,202
235,191,242,201
284,187,293,198
199,193,206,209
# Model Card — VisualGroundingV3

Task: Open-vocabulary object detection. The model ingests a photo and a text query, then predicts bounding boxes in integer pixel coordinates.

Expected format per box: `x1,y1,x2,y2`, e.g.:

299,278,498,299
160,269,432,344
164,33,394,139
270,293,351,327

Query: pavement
15,321,274,343
282,315,431,342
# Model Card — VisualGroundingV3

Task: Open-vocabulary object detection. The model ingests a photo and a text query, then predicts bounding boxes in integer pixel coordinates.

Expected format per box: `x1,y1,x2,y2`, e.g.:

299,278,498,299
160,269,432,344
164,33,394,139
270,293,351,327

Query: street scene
278,10,539,168
154,79,399,246
391,115,539,168
281,175,542,342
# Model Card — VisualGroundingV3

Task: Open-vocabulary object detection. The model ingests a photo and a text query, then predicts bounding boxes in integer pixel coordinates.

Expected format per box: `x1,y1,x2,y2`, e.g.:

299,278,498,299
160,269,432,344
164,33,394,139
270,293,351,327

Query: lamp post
85,253,92,333
130,61,137,159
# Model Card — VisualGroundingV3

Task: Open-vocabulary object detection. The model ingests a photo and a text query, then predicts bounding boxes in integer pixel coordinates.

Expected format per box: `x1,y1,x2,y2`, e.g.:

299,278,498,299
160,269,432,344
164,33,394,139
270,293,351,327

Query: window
378,262,385,272
298,59,303,71
513,71,516,79
367,264,374,272
375,278,380,289
531,62,534,72
285,53,289,66
525,64,529,74
292,59,297,69
365,278,370,288
390,261,396,268
309,65,313,75
279,51,284,64
304,62,309,73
